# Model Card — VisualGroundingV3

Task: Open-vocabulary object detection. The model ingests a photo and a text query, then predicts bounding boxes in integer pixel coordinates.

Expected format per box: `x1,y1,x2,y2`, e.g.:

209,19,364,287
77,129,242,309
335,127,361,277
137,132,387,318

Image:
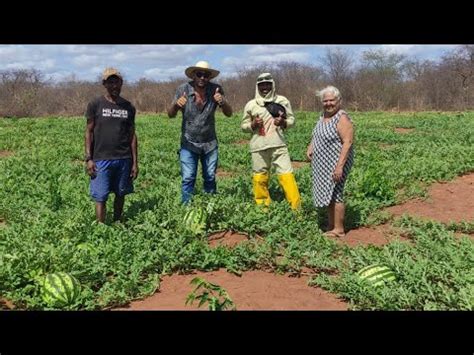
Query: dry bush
1,46,473,118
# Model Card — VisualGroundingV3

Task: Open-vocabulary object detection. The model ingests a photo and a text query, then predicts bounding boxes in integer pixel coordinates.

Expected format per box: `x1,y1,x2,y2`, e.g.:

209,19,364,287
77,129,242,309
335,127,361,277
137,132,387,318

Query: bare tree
354,49,406,110
0,69,45,117
319,47,355,103
2,47,474,118
442,45,474,109
272,61,324,111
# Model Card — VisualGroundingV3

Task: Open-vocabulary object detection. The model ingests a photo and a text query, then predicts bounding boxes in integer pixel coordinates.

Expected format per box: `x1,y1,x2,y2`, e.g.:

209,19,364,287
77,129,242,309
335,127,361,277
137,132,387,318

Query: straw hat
185,61,220,79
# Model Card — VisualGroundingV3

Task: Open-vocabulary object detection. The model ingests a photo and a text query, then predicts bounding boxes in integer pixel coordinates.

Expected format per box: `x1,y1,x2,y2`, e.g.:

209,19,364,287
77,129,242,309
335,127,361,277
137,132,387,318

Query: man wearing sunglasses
168,61,233,204
241,72,301,210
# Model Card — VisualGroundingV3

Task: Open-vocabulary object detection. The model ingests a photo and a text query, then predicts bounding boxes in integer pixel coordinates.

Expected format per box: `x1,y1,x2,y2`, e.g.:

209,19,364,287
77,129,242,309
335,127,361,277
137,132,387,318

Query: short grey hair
317,86,342,102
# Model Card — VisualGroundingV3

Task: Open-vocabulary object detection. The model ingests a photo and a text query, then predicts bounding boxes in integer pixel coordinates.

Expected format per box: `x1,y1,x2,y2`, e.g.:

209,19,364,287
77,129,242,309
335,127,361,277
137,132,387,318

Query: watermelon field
0,111,473,310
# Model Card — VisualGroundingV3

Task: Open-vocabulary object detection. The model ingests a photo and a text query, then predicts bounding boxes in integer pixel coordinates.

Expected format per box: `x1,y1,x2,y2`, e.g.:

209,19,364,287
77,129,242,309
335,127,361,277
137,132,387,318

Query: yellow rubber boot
278,173,301,210
252,173,271,206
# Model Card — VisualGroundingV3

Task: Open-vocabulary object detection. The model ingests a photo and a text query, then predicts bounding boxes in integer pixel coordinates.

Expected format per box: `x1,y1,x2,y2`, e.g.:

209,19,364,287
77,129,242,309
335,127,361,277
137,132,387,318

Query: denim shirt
174,81,223,154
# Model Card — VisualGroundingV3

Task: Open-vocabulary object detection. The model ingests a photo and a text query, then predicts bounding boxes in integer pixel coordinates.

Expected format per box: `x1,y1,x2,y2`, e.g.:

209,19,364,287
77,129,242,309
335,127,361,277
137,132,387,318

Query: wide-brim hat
185,61,220,79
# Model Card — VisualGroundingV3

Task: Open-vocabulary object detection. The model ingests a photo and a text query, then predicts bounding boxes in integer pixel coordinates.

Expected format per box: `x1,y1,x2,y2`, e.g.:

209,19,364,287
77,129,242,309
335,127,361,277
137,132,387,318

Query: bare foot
323,230,346,238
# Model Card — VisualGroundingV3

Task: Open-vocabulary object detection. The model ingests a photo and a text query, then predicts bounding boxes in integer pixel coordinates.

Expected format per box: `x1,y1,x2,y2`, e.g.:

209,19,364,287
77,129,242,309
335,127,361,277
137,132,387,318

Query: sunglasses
257,75,273,82
195,71,211,79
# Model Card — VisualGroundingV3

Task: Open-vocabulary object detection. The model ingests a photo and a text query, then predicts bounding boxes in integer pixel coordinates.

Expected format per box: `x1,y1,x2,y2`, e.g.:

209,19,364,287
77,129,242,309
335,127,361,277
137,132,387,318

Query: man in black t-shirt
84,68,138,223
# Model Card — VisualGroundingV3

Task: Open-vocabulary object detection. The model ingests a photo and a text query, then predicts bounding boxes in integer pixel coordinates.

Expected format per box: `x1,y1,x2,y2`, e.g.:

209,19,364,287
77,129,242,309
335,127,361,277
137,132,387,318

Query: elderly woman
306,86,354,237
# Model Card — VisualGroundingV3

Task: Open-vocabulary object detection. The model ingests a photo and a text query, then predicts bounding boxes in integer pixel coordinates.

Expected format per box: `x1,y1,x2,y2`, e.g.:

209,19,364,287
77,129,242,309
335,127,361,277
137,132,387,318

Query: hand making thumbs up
213,87,224,106
175,92,187,108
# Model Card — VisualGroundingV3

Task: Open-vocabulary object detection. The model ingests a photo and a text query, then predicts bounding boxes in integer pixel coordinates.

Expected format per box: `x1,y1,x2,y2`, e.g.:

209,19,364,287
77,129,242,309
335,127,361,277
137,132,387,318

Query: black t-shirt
85,96,136,161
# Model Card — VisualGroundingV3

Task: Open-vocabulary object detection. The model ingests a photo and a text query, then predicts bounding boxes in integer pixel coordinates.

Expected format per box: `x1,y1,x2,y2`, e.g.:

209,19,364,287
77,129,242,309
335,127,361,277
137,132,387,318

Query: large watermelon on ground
357,264,396,287
183,207,207,235
41,272,81,307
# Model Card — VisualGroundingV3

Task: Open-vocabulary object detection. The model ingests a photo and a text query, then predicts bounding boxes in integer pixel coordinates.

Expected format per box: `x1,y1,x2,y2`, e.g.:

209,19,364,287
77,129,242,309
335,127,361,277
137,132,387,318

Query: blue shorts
90,159,134,202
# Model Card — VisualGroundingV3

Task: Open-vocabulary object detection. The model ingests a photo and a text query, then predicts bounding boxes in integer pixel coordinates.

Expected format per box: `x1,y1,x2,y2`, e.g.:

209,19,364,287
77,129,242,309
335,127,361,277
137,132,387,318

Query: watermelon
41,272,81,307
357,264,396,287
183,207,207,235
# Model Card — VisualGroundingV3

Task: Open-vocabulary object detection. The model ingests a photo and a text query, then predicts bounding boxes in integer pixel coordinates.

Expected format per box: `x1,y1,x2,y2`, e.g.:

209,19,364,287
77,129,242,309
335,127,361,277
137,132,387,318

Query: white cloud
377,44,458,59
2,58,56,71
48,71,77,82
379,45,417,54
4,62,28,70
63,45,99,54
111,52,130,62
0,44,461,83
39,59,56,70
247,45,309,55
221,46,312,73
0,46,27,60
144,66,187,80
139,49,196,61
71,54,103,67
222,51,310,69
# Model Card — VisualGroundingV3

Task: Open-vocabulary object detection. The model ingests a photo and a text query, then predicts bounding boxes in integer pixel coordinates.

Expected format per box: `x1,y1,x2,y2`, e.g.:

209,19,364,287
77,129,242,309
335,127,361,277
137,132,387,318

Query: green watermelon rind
184,208,207,234
41,272,81,307
357,264,396,286
365,270,396,282
43,273,68,305
357,264,390,277
42,274,65,305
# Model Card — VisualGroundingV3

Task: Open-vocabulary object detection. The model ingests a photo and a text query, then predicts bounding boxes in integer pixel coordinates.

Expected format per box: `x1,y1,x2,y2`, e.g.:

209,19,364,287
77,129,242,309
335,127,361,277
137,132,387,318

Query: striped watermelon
41,272,81,307
357,264,396,287
183,207,207,235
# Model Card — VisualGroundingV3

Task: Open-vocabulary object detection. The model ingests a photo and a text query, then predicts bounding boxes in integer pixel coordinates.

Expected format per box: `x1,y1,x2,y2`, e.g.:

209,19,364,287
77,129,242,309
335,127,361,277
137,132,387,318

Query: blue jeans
180,147,218,204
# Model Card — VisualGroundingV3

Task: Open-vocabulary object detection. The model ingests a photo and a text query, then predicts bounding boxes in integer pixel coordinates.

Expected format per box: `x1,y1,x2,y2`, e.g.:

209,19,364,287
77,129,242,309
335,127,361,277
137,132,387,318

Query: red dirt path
115,173,474,311
386,173,474,223
329,225,411,247
327,173,474,247
291,161,309,169
0,150,13,158
208,231,250,248
115,269,348,311
215,168,234,178
394,128,414,134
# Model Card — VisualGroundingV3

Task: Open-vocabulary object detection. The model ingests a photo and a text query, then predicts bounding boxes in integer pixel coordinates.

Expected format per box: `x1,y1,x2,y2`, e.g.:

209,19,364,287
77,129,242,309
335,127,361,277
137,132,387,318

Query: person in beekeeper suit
241,73,301,210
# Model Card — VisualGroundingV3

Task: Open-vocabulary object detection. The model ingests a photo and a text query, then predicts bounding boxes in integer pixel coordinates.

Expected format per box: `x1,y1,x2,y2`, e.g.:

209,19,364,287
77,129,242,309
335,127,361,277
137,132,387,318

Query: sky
0,45,459,83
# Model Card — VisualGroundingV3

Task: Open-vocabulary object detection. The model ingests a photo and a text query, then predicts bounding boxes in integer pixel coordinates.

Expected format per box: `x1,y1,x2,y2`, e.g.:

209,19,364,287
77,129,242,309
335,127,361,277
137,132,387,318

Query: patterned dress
311,109,354,207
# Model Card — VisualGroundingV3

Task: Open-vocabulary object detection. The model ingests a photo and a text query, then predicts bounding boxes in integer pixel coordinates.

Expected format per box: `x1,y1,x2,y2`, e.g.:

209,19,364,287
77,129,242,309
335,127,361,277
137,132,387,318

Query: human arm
130,129,138,179
213,87,232,117
84,118,96,176
241,102,263,133
274,100,294,129
273,110,287,128
167,88,187,118
306,141,314,161
84,100,97,176
333,114,354,182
